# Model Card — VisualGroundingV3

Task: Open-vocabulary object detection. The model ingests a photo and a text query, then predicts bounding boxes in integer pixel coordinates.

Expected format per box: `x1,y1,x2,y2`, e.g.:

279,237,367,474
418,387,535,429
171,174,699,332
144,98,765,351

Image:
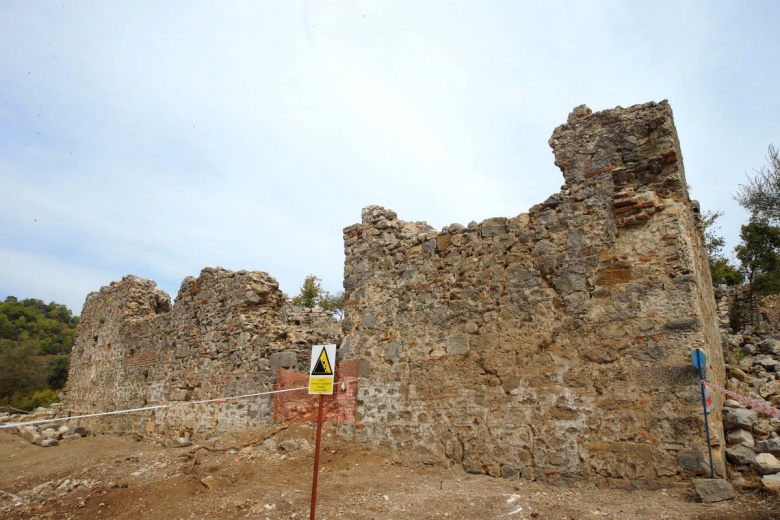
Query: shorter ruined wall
339,101,726,488
63,267,342,442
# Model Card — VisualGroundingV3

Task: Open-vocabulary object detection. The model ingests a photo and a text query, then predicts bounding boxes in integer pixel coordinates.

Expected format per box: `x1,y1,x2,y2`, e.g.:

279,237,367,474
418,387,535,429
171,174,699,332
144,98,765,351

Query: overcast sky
2,1,778,315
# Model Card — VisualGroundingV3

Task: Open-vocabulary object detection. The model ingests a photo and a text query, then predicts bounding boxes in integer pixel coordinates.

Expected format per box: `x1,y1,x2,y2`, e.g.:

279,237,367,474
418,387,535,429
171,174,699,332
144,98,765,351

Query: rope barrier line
702,380,780,420
0,377,360,430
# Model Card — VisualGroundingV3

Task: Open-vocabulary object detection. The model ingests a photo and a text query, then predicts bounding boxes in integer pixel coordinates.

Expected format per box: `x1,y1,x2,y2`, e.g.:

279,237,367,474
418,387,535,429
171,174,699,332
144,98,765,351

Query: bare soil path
2,424,779,519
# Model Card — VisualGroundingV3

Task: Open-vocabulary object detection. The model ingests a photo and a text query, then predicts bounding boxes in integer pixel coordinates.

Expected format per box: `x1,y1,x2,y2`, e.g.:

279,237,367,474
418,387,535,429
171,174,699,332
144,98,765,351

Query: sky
1,1,779,315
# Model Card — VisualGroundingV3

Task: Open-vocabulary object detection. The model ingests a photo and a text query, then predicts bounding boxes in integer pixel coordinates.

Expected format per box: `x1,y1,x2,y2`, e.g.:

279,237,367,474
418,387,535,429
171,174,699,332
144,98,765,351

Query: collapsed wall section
64,267,341,441
340,101,725,487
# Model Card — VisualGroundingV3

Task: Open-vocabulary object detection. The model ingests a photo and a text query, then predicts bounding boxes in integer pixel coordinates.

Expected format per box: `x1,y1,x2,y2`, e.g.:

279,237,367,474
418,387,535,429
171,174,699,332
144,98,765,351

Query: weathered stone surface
63,268,342,443
724,407,758,432
755,453,780,475
742,343,757,355
754,355,780,372
726,445,757,466
761,473,780,491
20,430,41,445
68,426,87,437
63,100,728,489
340,101,726,488
677,452,711,476
757,438,780,457
693,479,735,503
269,351,298,374
728,429,755,449
200,475,218,489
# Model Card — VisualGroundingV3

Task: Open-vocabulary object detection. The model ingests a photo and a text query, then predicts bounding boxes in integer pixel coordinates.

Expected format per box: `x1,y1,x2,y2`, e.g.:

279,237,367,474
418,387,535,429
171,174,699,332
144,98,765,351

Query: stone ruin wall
339,101,726,487
64,100,726,488
64,268,342,442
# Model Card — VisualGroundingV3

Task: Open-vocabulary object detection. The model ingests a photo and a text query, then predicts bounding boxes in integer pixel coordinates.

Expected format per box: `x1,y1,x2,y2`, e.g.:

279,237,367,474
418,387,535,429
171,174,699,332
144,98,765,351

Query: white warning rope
0,377,360,430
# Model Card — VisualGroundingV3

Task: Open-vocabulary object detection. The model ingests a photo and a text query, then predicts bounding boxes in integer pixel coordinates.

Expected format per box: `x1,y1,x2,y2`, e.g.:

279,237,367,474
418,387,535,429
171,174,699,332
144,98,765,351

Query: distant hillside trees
0,296,79,411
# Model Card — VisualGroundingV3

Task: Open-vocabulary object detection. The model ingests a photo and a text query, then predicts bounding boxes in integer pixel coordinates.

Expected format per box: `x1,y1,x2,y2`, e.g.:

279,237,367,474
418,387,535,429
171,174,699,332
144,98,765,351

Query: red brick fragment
585,166,614,179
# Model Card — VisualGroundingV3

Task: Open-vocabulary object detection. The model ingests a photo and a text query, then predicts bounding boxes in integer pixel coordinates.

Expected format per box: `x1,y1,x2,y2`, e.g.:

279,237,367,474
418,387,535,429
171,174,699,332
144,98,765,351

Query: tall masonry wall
339,101,726,488
64,268,342,442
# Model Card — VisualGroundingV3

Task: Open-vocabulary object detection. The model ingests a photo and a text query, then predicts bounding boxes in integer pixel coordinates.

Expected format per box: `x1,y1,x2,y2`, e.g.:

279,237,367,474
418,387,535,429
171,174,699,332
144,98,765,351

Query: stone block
597,268,632,285
269,351,299,374
480,218,507,237
761,473,780,491
724,407,758,432
447,335,469,356
68,426,87,437
755,453,780,475
693,479,735,503
756,438,780,457
726,445,756,466
727,429,755,449
21,429,42,445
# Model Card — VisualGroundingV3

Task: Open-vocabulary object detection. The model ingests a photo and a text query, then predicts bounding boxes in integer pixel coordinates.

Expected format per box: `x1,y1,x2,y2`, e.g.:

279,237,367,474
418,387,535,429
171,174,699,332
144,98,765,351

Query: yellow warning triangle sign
311,346,333,376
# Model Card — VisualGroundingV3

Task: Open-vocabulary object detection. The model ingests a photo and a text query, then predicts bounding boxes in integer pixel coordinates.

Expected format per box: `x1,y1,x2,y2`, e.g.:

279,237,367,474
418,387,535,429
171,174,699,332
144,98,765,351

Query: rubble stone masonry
64,268,341,441
339,101,726,487
65,100,725,488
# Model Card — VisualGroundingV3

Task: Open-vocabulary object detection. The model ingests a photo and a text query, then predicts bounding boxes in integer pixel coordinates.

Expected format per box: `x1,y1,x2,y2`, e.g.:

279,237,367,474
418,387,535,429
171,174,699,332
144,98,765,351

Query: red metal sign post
308,344,335,519
310,393,325,520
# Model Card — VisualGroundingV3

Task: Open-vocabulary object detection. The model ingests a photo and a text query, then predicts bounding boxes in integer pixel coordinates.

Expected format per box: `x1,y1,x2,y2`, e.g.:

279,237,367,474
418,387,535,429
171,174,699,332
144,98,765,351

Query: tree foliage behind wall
0,296,78,410
701,210,743,286
736,144,780,222
291,275,345,318
733,144,780,296
736,218,780,295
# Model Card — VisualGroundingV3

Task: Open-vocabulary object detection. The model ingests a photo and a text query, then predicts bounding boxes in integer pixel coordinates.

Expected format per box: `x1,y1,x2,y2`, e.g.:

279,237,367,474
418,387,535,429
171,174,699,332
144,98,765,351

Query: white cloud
1,0,779,313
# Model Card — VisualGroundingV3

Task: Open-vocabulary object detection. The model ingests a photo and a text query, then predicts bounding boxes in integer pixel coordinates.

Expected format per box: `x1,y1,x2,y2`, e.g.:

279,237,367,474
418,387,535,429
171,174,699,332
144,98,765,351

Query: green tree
46,355,70,389
701,210,743,286
291,275,345,318
292,275,324,308
710,257,744,287
320,290,345,319
0,296,79,355
735,217,780,295
0,342,46,400
0,296,78,409
735,144,780,222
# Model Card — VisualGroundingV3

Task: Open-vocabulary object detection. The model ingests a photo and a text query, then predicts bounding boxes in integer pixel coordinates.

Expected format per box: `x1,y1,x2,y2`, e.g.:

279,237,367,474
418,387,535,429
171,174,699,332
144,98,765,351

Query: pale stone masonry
65,100,725,488
339,101,726,487
64,268,341,441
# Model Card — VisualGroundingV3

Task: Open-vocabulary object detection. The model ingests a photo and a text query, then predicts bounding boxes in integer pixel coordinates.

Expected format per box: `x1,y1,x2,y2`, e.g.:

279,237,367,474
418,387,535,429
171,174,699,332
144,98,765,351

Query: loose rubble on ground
1,404,87,449
721,333,780,492
3,332,780,517
5,295,780,516
3,422,780,520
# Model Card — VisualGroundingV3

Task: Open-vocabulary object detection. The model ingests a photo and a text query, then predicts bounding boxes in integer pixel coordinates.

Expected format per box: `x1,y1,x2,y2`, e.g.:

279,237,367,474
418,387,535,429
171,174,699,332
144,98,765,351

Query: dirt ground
2,424,780,520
